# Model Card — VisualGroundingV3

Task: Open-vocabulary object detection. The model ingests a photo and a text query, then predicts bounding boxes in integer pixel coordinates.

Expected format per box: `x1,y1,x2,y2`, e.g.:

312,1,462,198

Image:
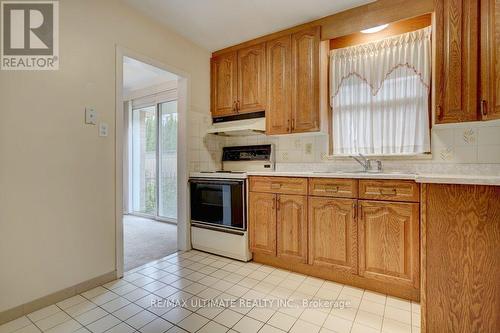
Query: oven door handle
188,178,245,185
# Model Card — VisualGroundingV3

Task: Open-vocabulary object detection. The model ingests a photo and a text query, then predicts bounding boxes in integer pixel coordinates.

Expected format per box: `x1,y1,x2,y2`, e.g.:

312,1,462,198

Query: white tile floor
0,251,421,333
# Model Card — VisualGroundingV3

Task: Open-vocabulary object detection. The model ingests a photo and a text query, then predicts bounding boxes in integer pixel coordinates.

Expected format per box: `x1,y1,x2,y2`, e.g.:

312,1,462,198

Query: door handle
324,186,339,193
481,100,488,117
352,202,356,219
236,100,240,112
380,188,397,195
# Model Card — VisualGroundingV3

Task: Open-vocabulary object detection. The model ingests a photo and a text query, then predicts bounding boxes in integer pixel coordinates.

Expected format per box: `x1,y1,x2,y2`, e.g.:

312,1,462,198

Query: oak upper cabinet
249,192,276,255
266,35,292,134
358,200,420,288
480,0,500,120
309,197,358,274
434,0,479,123
276,194,308,263
211,51,238,117
291,27,321,132
265,27,322,135
237,43,267,114
211,43,266,117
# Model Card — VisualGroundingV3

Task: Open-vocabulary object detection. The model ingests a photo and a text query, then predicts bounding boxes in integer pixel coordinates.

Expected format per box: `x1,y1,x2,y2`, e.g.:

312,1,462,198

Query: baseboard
0,270,117,325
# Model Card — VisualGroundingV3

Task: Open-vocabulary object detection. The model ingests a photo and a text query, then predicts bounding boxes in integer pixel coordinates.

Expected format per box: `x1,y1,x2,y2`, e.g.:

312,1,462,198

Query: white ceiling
124,0,375,51
123,56,178,94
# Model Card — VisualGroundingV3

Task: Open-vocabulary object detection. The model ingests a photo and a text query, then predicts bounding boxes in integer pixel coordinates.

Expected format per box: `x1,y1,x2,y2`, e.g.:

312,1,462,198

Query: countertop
245,171,500,186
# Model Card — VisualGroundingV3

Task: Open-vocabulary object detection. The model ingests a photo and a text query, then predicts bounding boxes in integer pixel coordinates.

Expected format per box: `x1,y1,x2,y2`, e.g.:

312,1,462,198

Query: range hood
207,112,266,136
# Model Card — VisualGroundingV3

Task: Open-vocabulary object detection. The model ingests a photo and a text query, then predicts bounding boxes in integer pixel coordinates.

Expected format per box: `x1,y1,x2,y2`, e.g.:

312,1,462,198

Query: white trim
124,80,178,101
115,46,191,277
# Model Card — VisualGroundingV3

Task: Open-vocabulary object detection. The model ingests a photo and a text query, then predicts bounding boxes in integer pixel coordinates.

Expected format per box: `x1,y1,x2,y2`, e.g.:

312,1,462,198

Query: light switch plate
99,122,109,137
85,107,97,125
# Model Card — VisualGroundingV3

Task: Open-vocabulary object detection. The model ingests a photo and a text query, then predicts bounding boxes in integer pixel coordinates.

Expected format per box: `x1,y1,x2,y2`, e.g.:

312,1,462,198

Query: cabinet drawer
249,176,308,195
308,178,358,198
359,180,420,202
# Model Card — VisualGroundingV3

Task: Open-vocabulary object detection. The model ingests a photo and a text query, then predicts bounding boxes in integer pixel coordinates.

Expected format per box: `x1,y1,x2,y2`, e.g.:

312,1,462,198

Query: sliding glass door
159,101,178,220
131,101,177,221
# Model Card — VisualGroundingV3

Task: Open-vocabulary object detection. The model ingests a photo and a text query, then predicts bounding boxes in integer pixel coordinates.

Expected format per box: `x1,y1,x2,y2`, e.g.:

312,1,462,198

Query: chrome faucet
350,153,382,172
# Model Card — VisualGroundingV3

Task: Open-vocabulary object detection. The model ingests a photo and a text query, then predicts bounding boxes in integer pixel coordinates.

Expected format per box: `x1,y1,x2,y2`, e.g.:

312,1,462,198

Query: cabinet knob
270,183,282,189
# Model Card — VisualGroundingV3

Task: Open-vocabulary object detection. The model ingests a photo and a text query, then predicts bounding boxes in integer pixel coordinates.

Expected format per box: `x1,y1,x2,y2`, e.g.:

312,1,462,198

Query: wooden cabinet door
480,0,500,120
237,43,267,114
249,192,276,255
358,201,419,288
435,0,479,123
291,27,320,132
276,195,308,263
211,52,238,117
308,197,358,274
266,36,292,135
422,184,500,333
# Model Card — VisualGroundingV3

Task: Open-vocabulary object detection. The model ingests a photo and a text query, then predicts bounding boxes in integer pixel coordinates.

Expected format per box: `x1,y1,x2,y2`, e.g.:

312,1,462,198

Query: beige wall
0,0,210,312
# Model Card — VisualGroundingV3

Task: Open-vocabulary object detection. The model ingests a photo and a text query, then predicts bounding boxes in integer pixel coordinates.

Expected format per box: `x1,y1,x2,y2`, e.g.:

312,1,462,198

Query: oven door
189,178,246,231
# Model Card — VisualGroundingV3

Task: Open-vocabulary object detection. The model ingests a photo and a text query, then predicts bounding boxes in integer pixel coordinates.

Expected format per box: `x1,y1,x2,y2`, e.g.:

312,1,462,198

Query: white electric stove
188,145,274,261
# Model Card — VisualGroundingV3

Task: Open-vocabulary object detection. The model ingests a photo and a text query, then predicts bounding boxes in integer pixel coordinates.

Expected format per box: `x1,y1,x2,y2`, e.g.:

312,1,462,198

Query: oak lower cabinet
248,176,420,301
248,192,276,255
277,195,308,263
358,201,420,289
248,191,307,262
308,197,358,274
422,184,500,333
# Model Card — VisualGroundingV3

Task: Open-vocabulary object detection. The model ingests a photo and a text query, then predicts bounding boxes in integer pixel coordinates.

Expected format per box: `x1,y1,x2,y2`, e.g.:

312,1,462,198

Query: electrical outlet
305,143,313,155
99,122,109,137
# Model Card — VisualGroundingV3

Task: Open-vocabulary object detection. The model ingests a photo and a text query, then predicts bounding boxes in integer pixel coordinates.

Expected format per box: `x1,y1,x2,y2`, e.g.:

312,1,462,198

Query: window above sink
328,15,432,157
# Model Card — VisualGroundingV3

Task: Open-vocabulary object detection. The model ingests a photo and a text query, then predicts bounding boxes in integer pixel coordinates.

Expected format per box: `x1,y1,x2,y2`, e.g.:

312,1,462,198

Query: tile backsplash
189,113,500,172
188,108,225,171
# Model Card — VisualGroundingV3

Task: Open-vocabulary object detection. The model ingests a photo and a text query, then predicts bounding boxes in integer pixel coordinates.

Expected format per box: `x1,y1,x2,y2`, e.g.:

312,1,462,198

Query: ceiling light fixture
360,24,389,34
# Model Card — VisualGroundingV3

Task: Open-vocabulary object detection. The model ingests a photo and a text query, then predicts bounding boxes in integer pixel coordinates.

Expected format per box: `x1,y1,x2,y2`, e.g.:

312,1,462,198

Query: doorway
120,55,182,272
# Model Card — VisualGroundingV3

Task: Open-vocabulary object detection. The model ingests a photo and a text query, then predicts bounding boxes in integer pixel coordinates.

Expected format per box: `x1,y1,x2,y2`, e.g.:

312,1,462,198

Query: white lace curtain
330,27,431,155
